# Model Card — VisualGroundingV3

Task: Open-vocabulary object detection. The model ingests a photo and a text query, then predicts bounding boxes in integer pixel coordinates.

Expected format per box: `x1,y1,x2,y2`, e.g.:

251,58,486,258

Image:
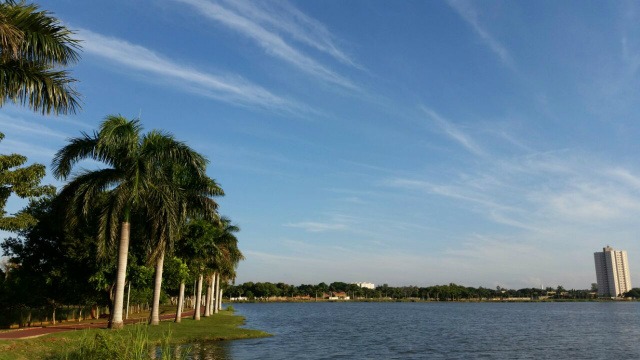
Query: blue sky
3,0,640,289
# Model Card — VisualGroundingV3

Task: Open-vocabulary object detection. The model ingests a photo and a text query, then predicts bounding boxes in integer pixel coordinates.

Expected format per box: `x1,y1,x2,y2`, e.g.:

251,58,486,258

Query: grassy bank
0,310,270,360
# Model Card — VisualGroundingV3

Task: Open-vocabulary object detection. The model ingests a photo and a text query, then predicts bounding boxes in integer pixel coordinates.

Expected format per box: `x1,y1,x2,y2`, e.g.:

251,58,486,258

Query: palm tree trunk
110,222,130,329
125,281,131,320
214,272,221,313
175,282,185,323
204,275,212,317
149,248,165,325
211,272,218,314
193,274,203,320
211,272,217,313
193,279,196,309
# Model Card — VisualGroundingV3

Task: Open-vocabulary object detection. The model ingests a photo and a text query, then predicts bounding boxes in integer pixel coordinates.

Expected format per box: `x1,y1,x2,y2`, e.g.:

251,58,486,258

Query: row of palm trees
1,1,242,328
52,115,241,328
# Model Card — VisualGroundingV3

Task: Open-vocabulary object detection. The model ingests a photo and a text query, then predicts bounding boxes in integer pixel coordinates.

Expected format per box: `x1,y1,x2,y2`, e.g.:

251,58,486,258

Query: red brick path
0,309,199,340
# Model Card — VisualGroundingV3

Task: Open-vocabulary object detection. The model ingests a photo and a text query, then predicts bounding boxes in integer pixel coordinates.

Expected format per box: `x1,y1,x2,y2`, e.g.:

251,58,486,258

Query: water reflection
183,341,232,360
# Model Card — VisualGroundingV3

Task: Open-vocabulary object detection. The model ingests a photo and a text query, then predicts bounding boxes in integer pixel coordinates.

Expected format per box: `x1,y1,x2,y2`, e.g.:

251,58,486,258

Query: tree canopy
0,132,54,231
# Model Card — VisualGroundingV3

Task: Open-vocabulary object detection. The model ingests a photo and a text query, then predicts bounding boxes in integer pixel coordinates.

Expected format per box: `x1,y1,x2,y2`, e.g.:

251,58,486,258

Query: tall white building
594,246,632,297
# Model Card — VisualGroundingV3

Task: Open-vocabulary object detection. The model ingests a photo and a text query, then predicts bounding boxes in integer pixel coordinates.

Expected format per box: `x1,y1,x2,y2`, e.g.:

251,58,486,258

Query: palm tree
179,216,243,319
176,218,221,321
209,217,243,313
52,115,208,329
0,1,80,115
147,165,222,325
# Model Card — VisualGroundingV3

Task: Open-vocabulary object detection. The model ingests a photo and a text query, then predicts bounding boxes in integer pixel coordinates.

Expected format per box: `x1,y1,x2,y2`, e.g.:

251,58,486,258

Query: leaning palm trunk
214,272,221,313
125,281,131,320
149,248,166,325
175,282,185,323
110,222,130,329
193,274,203,320
209,273,216,314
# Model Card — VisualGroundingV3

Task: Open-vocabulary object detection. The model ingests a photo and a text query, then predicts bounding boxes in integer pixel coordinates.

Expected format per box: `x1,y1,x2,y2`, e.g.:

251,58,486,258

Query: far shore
228,297,637,303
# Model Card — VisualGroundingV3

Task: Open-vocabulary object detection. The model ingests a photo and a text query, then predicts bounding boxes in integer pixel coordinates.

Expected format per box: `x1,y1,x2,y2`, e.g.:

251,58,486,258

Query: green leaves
0,132,55,232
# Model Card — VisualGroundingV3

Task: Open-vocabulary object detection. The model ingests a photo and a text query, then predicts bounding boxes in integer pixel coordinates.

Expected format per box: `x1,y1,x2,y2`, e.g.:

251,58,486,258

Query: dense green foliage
624,288,640,298
0,196,104,325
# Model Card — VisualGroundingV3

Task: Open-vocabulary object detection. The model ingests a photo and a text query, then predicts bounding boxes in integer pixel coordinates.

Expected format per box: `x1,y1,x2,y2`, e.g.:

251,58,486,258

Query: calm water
186,302,640,359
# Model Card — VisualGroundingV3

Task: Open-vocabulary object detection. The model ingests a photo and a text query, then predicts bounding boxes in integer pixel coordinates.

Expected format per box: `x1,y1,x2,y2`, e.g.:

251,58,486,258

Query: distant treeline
227,282,640,300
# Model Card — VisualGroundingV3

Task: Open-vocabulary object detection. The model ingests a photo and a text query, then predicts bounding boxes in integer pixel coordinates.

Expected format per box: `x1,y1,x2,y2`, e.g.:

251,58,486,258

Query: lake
186,302,640,359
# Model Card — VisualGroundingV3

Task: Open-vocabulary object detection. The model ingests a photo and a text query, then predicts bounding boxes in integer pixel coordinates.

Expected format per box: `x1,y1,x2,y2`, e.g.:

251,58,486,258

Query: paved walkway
0,309,199,340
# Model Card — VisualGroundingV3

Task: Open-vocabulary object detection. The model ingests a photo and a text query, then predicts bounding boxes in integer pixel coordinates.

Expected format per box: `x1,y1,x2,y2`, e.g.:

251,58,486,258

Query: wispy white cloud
0,113,69,140
385,150,640,232
609,167,640,189
174,0,358,90
421,106,486,157
0,139,57,159
284,221,348,232
533,181,640,222
620,2,640,77
446,0,515,70
79,29,307,114
219,0,362,69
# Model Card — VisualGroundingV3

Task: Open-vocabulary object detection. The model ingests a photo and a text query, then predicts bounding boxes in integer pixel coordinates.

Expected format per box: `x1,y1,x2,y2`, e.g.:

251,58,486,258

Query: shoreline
0,309,270,360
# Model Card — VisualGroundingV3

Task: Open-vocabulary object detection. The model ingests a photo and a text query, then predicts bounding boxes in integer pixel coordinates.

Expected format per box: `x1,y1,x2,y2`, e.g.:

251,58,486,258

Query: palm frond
51,131,97,179
0,13,22,58
141,130,208,175
0,60,80,114
96,185,132,257
58,167,122,214
95,115,142,168
0,1,80,65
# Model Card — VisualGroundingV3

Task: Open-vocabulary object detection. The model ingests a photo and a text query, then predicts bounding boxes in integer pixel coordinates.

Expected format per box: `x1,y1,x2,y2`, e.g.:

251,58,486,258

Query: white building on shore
354,282,375,289
594,246,632,298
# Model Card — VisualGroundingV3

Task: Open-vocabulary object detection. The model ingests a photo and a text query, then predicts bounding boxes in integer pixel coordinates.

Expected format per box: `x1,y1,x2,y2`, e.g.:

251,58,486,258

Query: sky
3,0,640,290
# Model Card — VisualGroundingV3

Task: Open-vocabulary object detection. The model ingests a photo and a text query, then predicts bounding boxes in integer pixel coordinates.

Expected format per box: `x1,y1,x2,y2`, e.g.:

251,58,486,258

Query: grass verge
0,310,270,360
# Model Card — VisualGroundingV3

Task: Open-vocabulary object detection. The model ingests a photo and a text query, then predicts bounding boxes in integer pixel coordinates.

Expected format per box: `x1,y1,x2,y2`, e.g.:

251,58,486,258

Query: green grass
0,310,270,360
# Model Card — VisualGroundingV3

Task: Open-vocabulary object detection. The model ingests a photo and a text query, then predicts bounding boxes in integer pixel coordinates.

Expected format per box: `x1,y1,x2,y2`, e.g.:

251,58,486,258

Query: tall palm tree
52,115,208,329
0,1,80,115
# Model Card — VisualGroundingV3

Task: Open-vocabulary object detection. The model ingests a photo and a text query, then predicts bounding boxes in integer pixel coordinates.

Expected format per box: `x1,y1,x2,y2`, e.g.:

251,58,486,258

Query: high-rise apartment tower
593,246,632,297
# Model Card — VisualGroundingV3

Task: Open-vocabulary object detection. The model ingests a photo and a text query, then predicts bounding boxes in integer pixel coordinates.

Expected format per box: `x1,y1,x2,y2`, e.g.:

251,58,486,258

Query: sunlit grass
0,310,270,360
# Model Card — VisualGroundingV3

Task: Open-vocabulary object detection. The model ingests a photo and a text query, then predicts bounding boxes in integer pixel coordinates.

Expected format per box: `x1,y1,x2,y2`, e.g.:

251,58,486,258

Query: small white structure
230,296,248,301
354,282,375,289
